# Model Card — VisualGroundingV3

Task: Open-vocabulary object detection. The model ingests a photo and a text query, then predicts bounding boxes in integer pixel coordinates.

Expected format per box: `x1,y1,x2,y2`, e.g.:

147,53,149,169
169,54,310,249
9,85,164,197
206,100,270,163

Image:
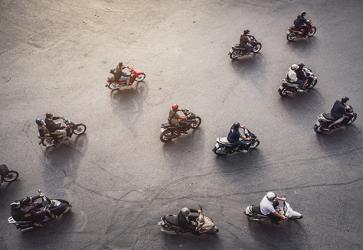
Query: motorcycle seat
323,113,336,121
217,137,235,146
164,215,179,226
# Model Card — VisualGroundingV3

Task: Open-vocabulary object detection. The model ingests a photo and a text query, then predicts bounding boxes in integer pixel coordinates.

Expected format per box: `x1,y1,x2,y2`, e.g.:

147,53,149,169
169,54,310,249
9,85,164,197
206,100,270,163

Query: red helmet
171,104,178,111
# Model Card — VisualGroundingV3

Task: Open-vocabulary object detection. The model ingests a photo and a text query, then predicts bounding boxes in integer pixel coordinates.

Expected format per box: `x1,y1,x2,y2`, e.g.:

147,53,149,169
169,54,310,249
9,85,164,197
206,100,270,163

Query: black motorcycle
38,118,86,147
0,164,19,186
229,35,262,60
314,105,357,134
278,67,318,97
8,190,72,232
212,127,260,156
160,109,201,143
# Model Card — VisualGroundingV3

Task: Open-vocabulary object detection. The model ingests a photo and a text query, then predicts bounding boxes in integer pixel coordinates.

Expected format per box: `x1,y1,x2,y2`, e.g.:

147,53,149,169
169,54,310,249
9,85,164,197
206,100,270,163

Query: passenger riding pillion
287,64,307,89
259,192,287,224
227,122,252,149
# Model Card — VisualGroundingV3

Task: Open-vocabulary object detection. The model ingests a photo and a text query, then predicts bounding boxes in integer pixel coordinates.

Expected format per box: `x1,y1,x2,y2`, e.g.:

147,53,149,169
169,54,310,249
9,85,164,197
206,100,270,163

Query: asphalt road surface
1,0,363,249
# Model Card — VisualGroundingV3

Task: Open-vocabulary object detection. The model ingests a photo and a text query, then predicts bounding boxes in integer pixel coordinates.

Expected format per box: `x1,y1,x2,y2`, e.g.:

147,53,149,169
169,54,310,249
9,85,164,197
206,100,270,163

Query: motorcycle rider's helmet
341,97,349,104
290,64,299,70
10,201,21,209
45,113,53,119
180,207,190,217
232,122,240,129
171,104,179,112
243,29,250,35
301,11,306,17
36,118,44,126
266,192,277,201
298,63,305,69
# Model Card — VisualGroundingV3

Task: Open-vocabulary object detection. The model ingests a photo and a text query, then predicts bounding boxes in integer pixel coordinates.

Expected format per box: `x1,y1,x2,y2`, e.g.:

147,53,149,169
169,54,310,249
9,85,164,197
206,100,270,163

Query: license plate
160,128,165,133
315,121,320,126
215,143,219,148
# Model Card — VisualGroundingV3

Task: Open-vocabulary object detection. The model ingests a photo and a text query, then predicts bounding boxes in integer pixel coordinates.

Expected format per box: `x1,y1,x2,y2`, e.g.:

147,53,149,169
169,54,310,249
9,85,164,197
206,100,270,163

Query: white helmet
266,192,277,201
180,207,190,217
290,64,299,70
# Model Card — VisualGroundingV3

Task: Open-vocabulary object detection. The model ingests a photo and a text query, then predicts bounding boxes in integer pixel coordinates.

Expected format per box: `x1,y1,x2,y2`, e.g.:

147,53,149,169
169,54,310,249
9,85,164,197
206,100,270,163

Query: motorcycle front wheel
308,27,316,37
160,129,174,143
3,170,19,182
347,113,357,125
309,79,317,88
73,124,87,135
252,43,262,53
248,139,260,149
107,82,119,90
190,117,201,129
135,73,146,82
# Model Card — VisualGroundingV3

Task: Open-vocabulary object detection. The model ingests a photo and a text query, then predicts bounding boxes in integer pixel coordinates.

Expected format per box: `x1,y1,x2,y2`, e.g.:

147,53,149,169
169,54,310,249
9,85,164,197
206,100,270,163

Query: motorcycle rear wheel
107,82,119,90
313,124,323,134
287,33,295,41
73,124,87,135
160,129,174,143
135,73,146,82
229,51,238,60
278,87,288,97
308,27,316,37
42,137,55,147
3,170,19,182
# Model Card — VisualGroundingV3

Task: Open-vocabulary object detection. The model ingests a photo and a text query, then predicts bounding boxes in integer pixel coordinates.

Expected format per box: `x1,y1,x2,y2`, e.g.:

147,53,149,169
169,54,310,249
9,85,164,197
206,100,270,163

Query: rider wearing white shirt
260,192,288,223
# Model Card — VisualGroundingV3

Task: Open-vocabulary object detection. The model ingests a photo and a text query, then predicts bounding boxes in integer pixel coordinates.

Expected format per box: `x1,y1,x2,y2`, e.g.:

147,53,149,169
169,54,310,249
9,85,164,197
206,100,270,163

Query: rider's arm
276,196,286,202
272,211,287,220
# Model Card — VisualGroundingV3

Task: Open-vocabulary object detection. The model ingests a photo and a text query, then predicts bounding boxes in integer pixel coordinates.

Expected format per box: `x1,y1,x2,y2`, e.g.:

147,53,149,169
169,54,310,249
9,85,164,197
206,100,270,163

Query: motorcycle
8,190,72,232
287,20,316,41
314,105,357,134
106,67,146,90
278,67,318,97
158,207,218,235
244,201,303,222
38,118,86,147
212,127,260,156
160,109,201,143
0,164,19,186
229,35,262,60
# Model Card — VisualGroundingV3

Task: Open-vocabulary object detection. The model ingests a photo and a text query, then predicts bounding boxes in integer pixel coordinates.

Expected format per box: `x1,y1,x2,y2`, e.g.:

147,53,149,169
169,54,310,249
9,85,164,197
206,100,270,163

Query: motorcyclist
259,192,287,224
227,122,252,149
168,104,188,131
329,97,352,126
240,29,253,52
109,62,132,84
287,64,307,89
177,207,200,233
293,12,309,36
10,195,54,227
44,113,68,138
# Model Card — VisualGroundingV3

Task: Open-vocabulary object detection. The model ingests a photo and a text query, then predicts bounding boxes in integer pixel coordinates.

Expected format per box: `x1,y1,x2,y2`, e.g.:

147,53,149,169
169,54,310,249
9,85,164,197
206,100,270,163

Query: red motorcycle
287,20,316,41
106,67,146,90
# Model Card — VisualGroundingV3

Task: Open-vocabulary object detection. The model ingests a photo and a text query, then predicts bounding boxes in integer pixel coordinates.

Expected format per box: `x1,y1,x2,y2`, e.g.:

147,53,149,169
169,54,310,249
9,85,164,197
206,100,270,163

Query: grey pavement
0,0,363,249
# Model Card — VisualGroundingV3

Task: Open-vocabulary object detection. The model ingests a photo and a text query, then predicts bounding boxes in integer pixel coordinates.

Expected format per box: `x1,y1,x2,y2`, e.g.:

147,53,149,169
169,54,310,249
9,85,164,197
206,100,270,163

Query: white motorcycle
244,201,302,222
278,67,317,97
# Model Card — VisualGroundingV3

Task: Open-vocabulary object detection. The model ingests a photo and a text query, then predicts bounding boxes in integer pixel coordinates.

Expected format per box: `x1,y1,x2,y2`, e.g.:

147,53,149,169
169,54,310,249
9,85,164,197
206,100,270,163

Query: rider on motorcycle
227,122,251,149
168,104,188,131
287,64,307,89
260,192,287,224
177,207,200,233
109,62,132,84
10,196,54,227
293,11,309,36
36,118,47,137
44,113,68,137
240,29,253,52
329,97,352,127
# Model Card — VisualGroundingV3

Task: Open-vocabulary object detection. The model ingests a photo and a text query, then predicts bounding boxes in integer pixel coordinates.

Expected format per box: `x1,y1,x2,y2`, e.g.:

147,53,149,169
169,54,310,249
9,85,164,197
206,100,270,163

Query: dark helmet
45,113,53,119
36,118,43,126
301,11,306,17
298,63,305,68
232,122,240,129
341,97,349,104
243,29,250,35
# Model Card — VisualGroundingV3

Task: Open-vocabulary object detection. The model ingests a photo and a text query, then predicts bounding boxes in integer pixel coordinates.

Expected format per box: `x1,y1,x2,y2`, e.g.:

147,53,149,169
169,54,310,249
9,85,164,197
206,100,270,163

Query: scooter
287,20,316,41
278,67,317,97
106,67,146,90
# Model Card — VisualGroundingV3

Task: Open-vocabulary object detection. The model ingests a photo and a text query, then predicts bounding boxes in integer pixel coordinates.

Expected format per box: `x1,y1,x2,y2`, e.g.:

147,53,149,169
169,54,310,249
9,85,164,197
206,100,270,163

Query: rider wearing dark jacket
44,113,65,133
294,12,309,35
330,97,350,120
227,122,250,148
